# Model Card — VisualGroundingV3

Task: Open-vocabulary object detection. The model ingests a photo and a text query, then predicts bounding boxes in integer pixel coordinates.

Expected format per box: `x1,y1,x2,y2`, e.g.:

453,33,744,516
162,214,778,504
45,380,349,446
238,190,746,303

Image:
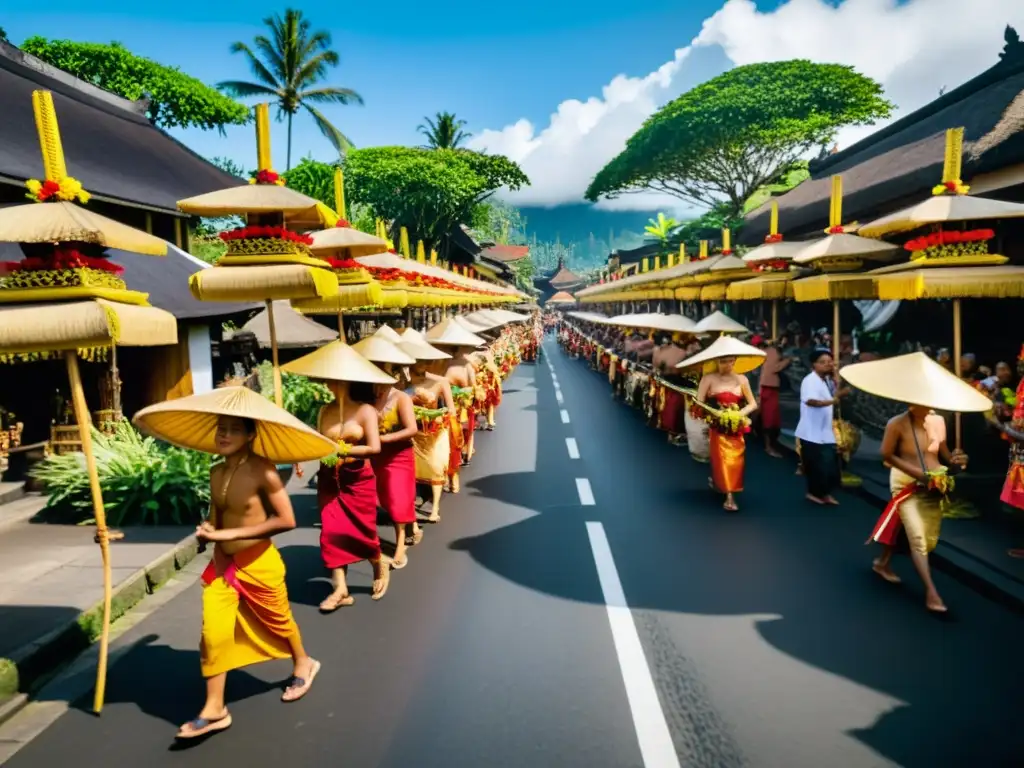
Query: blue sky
4,1,758,172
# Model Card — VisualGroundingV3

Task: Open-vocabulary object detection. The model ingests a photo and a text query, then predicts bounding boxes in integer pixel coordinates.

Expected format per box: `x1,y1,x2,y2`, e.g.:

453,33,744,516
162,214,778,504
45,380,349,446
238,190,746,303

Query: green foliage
283,156,337,208
257,361,333,427
471,200,527,245
31,421,213,526
743,161,810,214
511,256,537,291
20,38,250,131
418,111,472,149
190,235,227,264
0,27,7,42
219,8,363,167
344,147,529,254
669,203,747,252
586,60,892,216
643,212,679,251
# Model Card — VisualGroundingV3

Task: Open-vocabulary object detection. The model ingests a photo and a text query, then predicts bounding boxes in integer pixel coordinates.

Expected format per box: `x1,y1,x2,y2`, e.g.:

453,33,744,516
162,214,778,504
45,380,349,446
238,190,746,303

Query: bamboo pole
832,300,840,360
771,301,778,340
953,298,962,449
66,352,112,713
266,299,282,407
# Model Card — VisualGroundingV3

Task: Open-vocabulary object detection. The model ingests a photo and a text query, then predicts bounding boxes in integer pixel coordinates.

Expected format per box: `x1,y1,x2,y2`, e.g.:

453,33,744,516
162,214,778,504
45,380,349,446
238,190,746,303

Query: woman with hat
282,343,395,611
133,387,336,737
684,337,765,512
399,330,455,522
354,333,420,569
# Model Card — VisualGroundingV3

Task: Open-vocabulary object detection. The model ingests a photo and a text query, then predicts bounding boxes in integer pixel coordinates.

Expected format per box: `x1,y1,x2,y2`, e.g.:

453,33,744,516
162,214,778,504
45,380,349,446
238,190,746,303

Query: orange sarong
200,541,297,678
710,429,745,493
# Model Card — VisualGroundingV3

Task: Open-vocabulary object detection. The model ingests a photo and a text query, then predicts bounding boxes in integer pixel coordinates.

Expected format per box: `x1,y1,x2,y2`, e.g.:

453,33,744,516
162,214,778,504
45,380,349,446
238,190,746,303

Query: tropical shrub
257,361,333,427
31,420,213,526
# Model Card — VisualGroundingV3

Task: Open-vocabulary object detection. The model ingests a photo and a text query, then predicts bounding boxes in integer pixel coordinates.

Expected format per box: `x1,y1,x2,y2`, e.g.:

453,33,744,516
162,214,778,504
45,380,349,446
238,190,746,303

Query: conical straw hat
397,339,451,361
374,325,403,343
309,226,388,258
176,184,325,219
425,317,486,347
352,335,416,365
462,312,504,331
676,335,766,374
838,352,993,412
282,340,395,384
693,311,748,334
0,201,168,256
791,233,899,265
133,386,336,462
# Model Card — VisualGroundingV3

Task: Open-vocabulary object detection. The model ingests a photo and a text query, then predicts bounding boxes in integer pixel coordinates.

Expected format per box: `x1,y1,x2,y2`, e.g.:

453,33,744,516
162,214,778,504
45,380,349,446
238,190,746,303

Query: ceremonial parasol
0,90,178,713
676,335,766,375
233,300,338,349
838,352,993,412
133,386,337,460
178,104,342,407
374,324,404,343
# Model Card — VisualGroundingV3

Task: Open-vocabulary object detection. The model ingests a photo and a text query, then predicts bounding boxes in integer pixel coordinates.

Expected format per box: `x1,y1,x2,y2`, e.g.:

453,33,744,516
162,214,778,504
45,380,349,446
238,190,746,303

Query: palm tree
219,9,363,169
644,212,679,249
418,112,472,149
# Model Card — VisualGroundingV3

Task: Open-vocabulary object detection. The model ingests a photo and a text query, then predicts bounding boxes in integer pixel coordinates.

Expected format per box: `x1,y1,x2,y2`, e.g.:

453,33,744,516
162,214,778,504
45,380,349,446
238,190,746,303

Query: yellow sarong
414,428,450,486
200,541,296,678
890,467,943,555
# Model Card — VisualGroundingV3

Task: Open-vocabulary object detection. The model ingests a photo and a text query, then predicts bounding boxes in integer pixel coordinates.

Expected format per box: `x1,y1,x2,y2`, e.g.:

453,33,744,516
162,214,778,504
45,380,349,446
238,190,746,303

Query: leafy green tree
343,147,528,257
0,27,7,42
643,212,678,253
511,256,537,292
19,38,250,131
418,111,472,149
471,200,526,245
219,8,363,168
586,60,892,217
282,156,337,208
669,203,745,253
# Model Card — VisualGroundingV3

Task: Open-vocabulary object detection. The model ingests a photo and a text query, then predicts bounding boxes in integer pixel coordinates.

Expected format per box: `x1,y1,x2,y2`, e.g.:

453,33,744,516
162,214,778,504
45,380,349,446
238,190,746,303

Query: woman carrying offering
353,335,420,569
281,343,397,611
683,337,765,512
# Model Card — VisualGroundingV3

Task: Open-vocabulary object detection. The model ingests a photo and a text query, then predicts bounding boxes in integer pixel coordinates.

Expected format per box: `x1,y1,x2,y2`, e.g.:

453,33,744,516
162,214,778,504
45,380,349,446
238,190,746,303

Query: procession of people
555,309,992,615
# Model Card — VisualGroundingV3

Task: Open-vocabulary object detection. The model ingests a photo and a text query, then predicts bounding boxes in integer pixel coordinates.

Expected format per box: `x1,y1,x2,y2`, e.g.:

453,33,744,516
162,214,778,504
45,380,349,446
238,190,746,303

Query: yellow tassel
769,201,779,237
32,91,67,181
399,227,410,259
430,249,438,266
255,104,272,172
699,240,708,260
642,258,649,273
654,256,661,270
722,228,731,253
680,244,687,264
334,167,346,218
829,176,842,231
416,241,426,263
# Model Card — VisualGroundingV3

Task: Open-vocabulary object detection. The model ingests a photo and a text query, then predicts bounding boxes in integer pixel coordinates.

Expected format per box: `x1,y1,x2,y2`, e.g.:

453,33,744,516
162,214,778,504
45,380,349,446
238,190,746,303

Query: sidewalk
0,492,201,716
776,393,1024,612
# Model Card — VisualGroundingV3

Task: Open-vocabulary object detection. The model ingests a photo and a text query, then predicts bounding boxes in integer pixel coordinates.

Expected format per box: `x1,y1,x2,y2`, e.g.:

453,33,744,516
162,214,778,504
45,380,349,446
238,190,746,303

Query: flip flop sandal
391,555,409,570
319,593,354,612
176,713,233,739
407,530,425,546
282,659,322,702
371,562,391,601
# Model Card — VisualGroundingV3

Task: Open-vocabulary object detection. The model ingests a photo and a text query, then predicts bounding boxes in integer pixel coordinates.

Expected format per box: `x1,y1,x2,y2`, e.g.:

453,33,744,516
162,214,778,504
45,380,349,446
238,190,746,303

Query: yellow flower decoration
932,180,970,196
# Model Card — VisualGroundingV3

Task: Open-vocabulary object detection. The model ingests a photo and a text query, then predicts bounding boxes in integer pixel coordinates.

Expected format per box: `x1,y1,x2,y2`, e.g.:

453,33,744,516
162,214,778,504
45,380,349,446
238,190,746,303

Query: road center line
575,478,595,505
586,522,680,768
555,389,564,404
566,437,580,459
560,409,570,424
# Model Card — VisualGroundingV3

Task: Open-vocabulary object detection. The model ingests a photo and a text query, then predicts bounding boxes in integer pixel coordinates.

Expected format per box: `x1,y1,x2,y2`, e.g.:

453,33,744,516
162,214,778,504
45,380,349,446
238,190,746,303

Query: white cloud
473,0,1024,212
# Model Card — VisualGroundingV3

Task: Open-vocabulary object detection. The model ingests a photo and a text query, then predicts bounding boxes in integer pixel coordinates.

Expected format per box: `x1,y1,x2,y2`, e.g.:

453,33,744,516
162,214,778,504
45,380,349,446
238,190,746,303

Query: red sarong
660,388,685,434
760,385,781,430
317,459,381,568
869,485,916,547
447,417,464,478
371,441,417,524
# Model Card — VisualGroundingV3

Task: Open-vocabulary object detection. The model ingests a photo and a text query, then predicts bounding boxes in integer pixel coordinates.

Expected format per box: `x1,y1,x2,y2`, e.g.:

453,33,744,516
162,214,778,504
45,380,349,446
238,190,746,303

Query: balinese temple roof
0,40,244,215
741,26,1024,244
481,244,530,263
549,265,584,288
446,224,483,266
0,239,259,322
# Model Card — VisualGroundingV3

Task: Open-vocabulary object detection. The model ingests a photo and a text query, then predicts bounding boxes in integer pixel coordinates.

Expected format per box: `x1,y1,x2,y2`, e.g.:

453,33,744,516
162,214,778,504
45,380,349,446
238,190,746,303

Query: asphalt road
6,337,1024,767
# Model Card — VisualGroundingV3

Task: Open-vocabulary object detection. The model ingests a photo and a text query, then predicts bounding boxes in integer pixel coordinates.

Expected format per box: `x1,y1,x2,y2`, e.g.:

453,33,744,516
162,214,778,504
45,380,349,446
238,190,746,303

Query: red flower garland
764,233,783,244
0,246,124,275
827,225,845,234
904,229,994,252
252,169,281,185
219,225,313,246
326,257,362,270
335,219,351,228
754,259,790,272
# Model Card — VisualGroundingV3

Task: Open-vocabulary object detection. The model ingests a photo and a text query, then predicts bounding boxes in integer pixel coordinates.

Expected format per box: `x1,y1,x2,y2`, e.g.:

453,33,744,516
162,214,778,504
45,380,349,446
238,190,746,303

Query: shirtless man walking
178,415,319,739
869,407,967,613
444,343,477,474
653,334,690,445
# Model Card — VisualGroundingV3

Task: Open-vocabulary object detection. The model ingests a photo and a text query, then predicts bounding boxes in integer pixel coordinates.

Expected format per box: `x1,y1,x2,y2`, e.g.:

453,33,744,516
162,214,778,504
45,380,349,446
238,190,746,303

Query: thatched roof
0,41,243,216
741,29,1024,244
481,244,530,263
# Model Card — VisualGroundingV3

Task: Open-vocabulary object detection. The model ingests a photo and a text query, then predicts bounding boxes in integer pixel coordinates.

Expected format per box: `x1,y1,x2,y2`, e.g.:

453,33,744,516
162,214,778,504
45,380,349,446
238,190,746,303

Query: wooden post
771,301,778,340
266,299,283,407
832,300,840,360
144,212,153,235
174,217,183,249
953,299,962,449
66,352,111,713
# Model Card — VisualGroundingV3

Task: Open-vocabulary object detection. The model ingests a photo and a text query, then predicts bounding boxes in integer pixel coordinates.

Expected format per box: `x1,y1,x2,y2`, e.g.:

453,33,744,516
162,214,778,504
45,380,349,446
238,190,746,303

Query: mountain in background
517,203,660,270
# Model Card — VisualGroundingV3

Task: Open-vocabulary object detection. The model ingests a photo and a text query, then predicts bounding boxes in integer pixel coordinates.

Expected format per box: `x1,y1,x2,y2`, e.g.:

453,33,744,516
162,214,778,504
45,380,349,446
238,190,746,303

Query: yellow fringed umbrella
0,90,179,714
178,104,342,406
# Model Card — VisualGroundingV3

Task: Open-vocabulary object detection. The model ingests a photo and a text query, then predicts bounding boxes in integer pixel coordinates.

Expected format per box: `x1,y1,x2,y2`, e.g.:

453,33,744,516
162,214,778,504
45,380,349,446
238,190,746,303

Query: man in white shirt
795,348,849,505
